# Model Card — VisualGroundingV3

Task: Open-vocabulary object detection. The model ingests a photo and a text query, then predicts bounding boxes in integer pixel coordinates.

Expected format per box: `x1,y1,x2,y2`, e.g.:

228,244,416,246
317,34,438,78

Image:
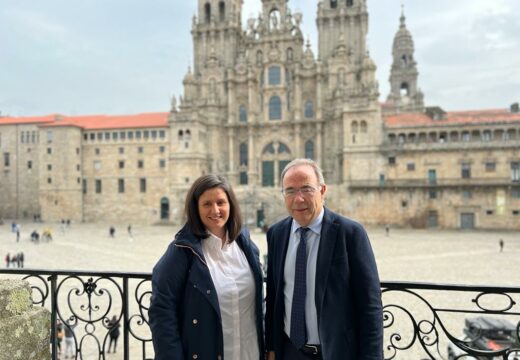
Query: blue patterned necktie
290,227,310,349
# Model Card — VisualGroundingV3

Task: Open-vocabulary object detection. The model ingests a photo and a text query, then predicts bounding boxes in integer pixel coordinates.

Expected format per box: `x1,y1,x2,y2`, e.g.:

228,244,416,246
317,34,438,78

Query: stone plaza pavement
1,221,519,359
1,221,518,285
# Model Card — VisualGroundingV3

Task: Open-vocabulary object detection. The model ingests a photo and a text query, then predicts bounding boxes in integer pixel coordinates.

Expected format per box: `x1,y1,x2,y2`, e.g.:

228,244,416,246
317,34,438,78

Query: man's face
282,165,327,227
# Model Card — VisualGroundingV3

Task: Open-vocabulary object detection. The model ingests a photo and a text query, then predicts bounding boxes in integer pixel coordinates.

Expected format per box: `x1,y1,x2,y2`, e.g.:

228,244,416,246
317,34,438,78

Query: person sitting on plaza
42,228,53,242
31,230,40,242
10,254,18,268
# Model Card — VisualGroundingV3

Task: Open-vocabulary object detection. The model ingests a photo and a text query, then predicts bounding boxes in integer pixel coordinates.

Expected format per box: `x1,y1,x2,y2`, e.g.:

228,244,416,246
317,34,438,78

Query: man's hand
266,351,275,360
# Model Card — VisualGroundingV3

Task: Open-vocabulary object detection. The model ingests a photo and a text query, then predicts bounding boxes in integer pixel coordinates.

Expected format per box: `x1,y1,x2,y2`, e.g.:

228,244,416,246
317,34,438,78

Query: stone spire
387,5,424,113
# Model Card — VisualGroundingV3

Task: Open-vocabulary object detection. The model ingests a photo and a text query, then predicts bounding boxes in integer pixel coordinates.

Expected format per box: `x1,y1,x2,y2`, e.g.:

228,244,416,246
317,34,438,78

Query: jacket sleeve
149,242,190,359
264,227,275,351
348,223,384,360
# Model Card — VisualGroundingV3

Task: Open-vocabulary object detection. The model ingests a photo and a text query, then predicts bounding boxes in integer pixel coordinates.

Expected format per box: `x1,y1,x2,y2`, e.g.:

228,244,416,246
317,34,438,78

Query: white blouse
202,232,259,360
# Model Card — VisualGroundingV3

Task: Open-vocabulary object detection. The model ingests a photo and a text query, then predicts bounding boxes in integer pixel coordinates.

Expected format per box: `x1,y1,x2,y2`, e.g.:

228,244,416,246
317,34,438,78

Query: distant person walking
499,239,504,252
127,224,133,238
63,322,76,359
4,253,9,268
109,226,115,238
16,224,20,242
18,252,24,268
385,224,390,237
107,315,120,353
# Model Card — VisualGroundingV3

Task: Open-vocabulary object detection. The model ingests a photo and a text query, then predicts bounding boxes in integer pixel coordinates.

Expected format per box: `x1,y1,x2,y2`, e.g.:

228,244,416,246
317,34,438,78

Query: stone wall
0,279,50,360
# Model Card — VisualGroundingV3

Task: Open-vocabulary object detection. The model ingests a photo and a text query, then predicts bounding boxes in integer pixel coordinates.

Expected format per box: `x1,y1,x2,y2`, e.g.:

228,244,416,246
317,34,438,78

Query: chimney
510,102,519,113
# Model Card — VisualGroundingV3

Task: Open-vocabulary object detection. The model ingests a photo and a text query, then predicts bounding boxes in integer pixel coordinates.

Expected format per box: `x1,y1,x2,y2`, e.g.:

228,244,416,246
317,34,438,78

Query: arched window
347,0,354,7
269,96,282,120
351,121,359,134
239,143,248,166
287,47,294,61
400,82,409,96
239,105,247,123
330,0,338,8
219,2,225,22
305,140,315,160
338,68,346,86
204,3,211,23
268,66,282,85
178,130,184,139
360,121,367,133
256,50,263,66
263,143,276,154
278,143,291,154
185,129,191,140
304,101,314,118
401,54,408,67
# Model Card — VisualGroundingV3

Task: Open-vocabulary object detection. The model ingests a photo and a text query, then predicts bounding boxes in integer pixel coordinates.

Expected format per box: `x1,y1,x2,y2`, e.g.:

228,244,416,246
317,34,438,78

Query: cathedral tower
192,0,243,74
387,7,424,113
316,0,369,63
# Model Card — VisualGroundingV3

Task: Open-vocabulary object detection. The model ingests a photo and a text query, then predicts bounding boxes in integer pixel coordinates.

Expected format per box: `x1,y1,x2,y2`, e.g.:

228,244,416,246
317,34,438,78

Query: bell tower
316,0,369,63
387,7,424,113
192,0,243,73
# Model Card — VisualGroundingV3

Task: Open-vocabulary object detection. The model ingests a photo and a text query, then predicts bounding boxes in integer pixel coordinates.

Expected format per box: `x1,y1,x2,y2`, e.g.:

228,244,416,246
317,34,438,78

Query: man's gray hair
280,158,325,186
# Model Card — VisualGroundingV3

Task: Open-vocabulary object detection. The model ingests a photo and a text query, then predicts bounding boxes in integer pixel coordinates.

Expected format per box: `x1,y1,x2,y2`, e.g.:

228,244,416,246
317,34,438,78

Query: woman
149,175,264,360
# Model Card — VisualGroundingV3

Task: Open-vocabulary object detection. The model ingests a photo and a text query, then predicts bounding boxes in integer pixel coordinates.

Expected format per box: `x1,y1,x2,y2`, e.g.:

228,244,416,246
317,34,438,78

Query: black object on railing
1,269,520,360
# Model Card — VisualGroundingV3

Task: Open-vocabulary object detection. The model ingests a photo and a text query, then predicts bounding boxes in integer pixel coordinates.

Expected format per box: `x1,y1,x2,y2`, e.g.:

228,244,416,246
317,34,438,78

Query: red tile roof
0,112,169,130
385,109,520,128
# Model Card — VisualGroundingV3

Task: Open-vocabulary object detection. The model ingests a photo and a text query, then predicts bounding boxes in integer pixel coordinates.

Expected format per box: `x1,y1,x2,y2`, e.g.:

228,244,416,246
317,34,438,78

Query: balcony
349,178,518,190
2,268,519,359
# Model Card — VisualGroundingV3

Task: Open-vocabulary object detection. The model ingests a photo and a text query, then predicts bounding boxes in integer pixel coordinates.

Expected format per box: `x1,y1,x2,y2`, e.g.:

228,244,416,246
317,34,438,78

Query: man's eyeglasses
281,185,321,198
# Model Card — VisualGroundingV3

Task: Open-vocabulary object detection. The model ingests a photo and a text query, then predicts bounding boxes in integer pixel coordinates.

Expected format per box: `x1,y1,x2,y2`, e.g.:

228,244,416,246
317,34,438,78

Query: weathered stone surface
0,280,51,360
0,280,32,319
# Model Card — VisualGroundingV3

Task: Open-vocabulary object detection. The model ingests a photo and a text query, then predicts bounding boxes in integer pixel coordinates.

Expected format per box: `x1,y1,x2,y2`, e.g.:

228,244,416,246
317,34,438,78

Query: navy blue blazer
149,225,265,360
265,208,383,360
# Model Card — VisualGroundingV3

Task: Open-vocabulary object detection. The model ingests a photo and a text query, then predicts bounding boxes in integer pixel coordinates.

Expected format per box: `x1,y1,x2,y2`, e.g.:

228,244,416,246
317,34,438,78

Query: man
266,159,383,360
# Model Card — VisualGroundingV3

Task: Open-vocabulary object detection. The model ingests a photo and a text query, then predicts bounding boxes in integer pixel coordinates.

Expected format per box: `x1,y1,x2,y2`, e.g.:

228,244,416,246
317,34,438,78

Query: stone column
0,279,51,360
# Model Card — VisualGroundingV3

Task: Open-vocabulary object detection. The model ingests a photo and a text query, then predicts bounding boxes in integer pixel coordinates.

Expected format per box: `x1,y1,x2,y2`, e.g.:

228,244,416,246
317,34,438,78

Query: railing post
123,276,129,360
49,274,58,360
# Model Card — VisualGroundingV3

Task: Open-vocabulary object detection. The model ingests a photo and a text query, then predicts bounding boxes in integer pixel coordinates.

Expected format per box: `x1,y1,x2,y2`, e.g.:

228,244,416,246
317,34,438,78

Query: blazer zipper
174,244,208,267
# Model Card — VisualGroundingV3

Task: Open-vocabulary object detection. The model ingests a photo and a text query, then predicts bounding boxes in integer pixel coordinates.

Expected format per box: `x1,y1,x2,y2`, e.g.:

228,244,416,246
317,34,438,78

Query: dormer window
331,0,338,8
347,0,354,7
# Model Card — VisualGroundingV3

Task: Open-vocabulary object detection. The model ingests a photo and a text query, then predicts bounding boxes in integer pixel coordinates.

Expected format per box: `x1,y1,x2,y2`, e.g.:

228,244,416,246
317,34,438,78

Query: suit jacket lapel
315,208,339,319
276,218,292,296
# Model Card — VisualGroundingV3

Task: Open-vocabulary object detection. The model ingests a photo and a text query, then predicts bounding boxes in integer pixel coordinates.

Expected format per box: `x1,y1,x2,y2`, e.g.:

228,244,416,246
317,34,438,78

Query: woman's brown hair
184,174,242,242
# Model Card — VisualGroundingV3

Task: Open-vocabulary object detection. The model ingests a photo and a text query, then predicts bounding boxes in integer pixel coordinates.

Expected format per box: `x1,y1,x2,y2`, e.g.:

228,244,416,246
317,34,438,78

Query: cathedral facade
1,0,519,229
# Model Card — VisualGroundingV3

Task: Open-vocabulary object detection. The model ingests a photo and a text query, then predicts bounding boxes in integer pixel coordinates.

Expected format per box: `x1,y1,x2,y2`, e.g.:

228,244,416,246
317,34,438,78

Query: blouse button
217,356,222,360
192,319,198,325
206,289,211,295
192,355,198,359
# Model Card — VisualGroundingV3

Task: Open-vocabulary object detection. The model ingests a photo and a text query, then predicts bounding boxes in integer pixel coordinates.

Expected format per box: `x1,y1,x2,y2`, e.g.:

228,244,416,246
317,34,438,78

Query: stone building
0,0,519,229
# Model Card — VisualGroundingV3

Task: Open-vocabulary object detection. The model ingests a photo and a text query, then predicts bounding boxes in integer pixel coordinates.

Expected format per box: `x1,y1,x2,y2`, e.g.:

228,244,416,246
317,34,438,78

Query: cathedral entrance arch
160,197,170,220
261,141,292,187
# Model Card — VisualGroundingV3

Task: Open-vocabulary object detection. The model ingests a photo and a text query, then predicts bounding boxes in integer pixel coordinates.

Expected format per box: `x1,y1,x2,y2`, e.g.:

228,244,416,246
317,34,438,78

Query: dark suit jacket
265,208,383,360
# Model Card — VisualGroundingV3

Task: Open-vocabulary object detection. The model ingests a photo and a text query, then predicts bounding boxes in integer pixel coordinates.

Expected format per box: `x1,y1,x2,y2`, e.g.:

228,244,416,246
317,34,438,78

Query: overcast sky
0,0,518,116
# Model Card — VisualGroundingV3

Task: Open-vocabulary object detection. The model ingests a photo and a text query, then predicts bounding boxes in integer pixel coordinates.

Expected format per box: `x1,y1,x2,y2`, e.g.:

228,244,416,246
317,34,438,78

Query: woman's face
197,187,230,238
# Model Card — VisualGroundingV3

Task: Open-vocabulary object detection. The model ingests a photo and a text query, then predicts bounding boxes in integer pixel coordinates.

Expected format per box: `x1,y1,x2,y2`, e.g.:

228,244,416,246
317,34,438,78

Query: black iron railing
1,269,519,360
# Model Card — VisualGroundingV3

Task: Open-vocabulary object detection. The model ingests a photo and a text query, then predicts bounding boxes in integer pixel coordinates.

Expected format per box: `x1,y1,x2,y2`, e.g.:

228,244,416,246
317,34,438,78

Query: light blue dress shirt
283,208,324,345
